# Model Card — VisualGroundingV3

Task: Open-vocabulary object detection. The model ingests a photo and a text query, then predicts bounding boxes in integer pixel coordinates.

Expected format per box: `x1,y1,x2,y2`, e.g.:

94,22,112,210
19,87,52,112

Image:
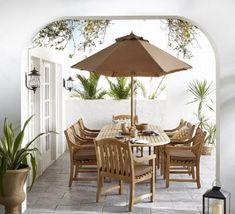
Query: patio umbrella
71,32,192,126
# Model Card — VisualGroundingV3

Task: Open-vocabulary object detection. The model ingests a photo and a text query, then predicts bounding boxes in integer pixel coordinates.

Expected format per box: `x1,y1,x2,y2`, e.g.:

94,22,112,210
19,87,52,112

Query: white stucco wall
0,0,235,212
65,99,166,129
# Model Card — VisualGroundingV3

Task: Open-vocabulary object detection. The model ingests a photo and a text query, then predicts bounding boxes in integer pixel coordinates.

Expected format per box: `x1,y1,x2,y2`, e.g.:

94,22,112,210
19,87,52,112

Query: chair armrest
85,132,98,137
170,138,193,145
85,126,100,133
164,128,178,132
134,154,156,163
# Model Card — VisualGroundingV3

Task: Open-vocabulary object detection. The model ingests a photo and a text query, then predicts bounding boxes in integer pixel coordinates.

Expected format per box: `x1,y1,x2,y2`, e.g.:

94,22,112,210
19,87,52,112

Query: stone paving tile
26,151,215,214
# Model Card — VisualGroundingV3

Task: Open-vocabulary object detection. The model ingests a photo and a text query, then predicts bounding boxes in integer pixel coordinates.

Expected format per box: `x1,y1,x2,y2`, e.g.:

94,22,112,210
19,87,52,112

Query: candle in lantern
211,200,223,214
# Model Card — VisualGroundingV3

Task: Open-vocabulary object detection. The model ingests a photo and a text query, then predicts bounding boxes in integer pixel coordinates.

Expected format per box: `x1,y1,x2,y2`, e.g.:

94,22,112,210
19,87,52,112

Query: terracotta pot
201,145,214,155
0,166,30,214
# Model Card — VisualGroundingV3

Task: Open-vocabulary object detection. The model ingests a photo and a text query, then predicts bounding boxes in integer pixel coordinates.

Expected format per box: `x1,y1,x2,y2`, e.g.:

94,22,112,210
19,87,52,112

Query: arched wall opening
21,16,218,212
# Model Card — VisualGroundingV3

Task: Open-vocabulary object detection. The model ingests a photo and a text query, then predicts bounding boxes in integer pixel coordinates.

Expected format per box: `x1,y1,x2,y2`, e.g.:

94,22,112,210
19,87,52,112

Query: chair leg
196,162,201,189
192,166,195,179
69,164,75,187
165,158,170,188
119,180,123,195
188,166,192,175
96,175,103,202
129,182,135,211
151,161,156,202
156,147,160,169
75,165,79,178
161,147,165,177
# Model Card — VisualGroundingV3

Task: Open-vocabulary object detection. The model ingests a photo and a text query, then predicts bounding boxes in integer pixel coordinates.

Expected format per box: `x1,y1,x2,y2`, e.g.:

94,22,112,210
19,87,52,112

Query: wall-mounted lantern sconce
63,76,74,92
25,67,40,94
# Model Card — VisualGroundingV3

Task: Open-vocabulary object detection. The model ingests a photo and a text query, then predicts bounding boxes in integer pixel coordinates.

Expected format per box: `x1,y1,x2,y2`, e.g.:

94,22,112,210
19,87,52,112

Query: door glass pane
45,67,49,83
45,85,49,100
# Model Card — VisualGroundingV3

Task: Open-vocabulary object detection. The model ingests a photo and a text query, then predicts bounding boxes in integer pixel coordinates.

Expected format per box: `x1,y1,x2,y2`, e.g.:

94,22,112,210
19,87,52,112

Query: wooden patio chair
164,127,206,188
112,114,139,124
160,122,195,176
72,122,97,141
64,127,97,187
78,118,100,135
95,138,156,211
164,118,187,137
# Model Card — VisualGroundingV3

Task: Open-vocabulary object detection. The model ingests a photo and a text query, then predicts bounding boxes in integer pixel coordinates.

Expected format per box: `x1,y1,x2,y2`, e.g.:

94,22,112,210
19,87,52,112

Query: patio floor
26,150,215,214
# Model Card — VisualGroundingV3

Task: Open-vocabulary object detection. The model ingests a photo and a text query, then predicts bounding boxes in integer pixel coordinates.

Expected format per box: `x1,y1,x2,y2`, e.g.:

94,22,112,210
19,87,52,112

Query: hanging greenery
163,19,199,59
33,19,110,58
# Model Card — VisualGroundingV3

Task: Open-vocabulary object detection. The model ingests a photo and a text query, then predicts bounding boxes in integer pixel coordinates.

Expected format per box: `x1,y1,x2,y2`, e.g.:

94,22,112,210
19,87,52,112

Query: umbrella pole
131,73,134,127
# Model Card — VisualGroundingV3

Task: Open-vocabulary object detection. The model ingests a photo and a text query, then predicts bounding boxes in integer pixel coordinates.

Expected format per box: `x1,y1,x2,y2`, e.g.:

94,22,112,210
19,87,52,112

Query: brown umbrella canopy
71,32,192,126
71,33,192,77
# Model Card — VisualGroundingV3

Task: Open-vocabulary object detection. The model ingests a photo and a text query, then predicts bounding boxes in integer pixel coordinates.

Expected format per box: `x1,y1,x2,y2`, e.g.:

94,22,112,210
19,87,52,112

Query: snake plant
0,116,50,195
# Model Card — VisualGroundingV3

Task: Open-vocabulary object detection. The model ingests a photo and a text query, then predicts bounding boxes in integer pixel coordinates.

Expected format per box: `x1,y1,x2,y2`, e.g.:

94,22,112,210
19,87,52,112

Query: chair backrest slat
113,114,138,124
95,138,133,179
64,127,79,149
73,122,86,138
192,127,206,156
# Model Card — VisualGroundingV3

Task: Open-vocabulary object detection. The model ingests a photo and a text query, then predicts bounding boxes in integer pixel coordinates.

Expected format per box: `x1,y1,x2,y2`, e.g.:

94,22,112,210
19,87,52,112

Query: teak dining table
96,123,170,147
96,124,170,170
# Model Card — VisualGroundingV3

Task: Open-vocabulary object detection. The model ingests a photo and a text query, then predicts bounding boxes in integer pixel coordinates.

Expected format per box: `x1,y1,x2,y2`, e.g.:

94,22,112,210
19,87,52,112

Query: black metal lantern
63,76,74,91
25,67,40,94
203,186,231,214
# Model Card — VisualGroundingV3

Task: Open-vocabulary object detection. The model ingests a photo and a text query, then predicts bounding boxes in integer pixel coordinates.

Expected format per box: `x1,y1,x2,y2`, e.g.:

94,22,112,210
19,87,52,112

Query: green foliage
134,80,147,98
188,80,215,115
204,122,216,145
107,77,131,100
0,116,51,195
33,19,110,58
148,77,166,99
164,19,199,59
72,72,106,99
187,80,216,144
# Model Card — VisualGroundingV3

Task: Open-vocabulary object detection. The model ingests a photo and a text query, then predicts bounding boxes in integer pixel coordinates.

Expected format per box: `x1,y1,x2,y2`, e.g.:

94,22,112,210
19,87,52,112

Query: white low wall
65,98,166,129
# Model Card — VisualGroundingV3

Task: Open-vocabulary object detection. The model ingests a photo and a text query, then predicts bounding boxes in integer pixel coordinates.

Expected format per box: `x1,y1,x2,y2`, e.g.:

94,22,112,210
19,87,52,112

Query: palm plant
148,76,166,99
187,80,216,145
188,80,215,115
72,72,106,99
204,122,216,145
0,116,50,195
107,77,131,99
134,80,147,98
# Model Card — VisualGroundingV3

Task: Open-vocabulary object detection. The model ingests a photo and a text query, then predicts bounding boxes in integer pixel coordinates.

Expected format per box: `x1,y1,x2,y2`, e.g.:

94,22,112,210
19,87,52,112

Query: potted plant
187,80,216,155
202,122,216,155
0,116,50,214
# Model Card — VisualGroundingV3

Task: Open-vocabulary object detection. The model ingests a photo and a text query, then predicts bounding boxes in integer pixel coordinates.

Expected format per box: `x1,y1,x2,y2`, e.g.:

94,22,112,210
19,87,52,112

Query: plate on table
142,130,159,136
115,134,124,139
129,138,149,144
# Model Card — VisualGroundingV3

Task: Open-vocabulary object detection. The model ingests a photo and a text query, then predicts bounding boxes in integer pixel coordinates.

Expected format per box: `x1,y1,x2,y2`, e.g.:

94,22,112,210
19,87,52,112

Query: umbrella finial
116,33,148,42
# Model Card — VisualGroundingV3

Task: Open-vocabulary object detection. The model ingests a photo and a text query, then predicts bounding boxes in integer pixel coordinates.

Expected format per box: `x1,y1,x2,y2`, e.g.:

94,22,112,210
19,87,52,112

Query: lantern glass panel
29,76,40,88
66,80,73,90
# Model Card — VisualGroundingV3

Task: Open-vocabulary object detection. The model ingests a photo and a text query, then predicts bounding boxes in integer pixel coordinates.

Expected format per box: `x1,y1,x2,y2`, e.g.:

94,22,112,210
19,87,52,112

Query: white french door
40,62,53,171
29,54,64,178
